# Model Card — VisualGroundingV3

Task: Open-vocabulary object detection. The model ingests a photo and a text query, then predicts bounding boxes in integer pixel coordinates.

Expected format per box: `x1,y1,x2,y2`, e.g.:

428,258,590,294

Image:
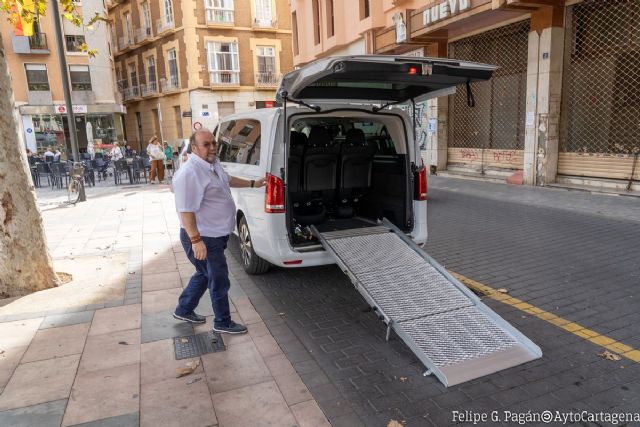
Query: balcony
156,18,175,34
135,27,153,43
255,72,280,88
160,78,180,93
210,71,240,85
119,36,133,51
253,18,277,28
141,81,157,96
206,9,234,24
121,86,140,100
29,34,48,50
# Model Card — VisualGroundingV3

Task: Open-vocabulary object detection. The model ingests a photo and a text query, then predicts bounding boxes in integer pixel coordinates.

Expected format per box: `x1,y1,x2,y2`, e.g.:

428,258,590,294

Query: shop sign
423,0,471,27
54,104,88,114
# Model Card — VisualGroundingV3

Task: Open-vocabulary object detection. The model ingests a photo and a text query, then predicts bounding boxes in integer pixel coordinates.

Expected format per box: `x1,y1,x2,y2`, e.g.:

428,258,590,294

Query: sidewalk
0,185,330,426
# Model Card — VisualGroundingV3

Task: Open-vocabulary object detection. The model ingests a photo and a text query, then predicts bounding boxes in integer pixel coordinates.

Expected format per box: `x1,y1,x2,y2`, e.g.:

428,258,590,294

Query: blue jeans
175,228,231,328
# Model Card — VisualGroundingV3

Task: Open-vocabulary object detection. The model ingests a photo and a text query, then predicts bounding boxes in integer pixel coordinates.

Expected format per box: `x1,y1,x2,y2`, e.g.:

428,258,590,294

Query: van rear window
217,119,262,165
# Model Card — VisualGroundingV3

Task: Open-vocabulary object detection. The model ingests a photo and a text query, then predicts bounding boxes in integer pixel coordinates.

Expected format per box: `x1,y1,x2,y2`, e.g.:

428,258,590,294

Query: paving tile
273,372,313,406
0,345,28,392
252,332,283,358
231,297,262,325
201,340,271,394
140,311,193,344
62,363,140,426
0,354,80,411
22,323,90,363
141,272,182,292
39,311,95,329
68,412,139,427
89,304,141,336
0,398,67,427
290,400,331,427
140,374,216,427
263,353,299,379
213,381,297,427
140,339,203,385
247,321,271,338
78,329,140,374
142,288,182,314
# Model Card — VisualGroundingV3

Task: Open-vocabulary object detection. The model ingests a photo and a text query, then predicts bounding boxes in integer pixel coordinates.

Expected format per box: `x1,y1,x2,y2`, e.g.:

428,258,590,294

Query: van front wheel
238,216,270,275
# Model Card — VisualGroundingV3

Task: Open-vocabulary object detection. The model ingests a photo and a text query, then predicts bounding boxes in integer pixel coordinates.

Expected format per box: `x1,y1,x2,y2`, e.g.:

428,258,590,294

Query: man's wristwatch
250,179,255,188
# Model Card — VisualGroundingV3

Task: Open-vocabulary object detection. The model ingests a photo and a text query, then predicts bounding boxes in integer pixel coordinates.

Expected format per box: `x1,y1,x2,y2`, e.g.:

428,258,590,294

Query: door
136,112,143,149
75,116,88,153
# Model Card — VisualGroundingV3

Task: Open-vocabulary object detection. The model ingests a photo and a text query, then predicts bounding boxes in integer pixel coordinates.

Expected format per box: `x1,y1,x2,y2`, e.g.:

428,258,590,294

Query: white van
215,55,494,274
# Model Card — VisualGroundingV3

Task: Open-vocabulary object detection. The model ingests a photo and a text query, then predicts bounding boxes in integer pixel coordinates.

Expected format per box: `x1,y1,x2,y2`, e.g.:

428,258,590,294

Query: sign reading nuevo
423,0,471,27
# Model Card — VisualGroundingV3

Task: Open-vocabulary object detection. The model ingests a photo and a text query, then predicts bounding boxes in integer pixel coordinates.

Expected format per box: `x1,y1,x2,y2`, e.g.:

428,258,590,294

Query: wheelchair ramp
312,220,541,387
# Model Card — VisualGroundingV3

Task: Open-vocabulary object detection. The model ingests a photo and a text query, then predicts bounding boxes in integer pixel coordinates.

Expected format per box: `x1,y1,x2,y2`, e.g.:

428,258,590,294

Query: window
65,35,85,52
361,0,370,19
312,0,320,45
141,2,152,34
256,46,276,85
129,63,138,88
124,12,133,43
25,64,49,91
164,0,174,24
167,49,178,87
217,119,261,165
292,11,299,55
207,41,240,84
69,65,92,91
205,0,234,23
147,57,156,86
326,0,334,37
254,0,273,27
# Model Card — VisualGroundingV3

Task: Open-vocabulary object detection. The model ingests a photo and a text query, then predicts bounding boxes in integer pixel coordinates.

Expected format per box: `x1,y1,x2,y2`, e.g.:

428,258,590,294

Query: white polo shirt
172,154,236,238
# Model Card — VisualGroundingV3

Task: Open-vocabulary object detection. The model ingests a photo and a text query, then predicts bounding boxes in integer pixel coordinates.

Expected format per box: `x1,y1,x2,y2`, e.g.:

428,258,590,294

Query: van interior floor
312,216,379,233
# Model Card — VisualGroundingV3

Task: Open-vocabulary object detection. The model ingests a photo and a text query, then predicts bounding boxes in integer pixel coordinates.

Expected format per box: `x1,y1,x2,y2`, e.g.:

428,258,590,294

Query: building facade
107,0,293,152
289,0,640,192
1,0,125,157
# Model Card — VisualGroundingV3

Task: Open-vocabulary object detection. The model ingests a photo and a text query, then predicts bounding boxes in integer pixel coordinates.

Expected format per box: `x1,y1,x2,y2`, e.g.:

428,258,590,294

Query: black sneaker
212,320,248,334
173,311,206,324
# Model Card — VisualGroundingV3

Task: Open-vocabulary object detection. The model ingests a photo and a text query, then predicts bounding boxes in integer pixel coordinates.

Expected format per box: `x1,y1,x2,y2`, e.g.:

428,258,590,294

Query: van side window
217,119,261,165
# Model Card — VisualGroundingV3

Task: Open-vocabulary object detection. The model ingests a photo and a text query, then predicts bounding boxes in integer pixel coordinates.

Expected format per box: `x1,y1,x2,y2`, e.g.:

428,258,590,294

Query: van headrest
308,126,332,147
290,131,307,146
345,128,366,146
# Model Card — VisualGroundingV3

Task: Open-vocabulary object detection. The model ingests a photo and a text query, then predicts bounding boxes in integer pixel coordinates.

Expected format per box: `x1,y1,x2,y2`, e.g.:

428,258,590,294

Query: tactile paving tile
174,331,225,360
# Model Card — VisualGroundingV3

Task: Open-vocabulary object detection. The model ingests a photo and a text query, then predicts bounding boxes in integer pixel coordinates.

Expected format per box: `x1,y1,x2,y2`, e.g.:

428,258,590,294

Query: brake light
415,166,428,200
265,173,285,213
283,260,303,265
408,66,418,75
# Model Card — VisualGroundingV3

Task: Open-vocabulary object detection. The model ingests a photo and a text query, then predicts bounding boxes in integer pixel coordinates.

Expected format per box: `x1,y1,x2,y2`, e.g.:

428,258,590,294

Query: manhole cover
174,331,225,360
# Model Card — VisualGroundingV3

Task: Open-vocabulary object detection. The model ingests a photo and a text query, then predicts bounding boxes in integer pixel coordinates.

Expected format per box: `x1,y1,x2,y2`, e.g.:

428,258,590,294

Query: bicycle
67,161,86,205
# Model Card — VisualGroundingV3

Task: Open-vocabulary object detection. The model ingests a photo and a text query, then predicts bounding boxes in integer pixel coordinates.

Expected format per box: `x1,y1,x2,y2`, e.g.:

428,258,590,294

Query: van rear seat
336,128,374,218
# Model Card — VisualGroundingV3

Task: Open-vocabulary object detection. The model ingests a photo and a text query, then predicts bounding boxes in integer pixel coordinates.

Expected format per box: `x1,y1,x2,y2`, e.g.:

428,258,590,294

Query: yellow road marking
451,272,639,364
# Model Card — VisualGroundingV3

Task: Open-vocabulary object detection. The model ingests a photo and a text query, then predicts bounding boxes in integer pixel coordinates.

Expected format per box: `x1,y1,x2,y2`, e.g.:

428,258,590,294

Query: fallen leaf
118,341,130,345
118,208,126,211
180,338,189,343
599,351,621,361
399,377,408,382
186,377,203,385
278,312,285,316
176,360,200,378
388,420,404,427
496,288,509,293
0,350,5,355
128,271,136,275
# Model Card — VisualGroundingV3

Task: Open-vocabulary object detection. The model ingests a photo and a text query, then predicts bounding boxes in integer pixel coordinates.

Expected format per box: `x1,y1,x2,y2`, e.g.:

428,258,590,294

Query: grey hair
189,129,214,148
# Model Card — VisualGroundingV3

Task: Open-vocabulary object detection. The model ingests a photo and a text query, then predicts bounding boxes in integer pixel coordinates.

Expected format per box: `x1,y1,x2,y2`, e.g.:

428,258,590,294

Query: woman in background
146,136,165,184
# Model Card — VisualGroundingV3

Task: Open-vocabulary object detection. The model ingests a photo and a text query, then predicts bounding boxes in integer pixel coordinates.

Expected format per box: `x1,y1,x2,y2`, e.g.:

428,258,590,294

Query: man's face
192,132,217,163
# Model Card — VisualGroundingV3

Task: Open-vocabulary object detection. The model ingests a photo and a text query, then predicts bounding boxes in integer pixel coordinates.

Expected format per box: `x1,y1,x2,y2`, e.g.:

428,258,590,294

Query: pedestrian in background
163,141,174,176
171,129,265,333
147,136,165,184
111,142,124,161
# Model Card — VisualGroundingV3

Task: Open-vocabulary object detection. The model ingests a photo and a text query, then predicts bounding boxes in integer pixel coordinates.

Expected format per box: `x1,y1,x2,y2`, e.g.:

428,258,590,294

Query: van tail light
415,166,428,201
265,173,285,213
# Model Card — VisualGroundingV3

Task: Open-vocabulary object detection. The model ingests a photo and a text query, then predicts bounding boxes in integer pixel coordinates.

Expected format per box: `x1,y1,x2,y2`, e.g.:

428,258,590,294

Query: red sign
193,121,203,130
57,105,66,113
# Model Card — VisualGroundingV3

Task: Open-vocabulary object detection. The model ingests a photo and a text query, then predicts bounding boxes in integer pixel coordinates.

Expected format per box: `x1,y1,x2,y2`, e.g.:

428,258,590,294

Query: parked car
215,55,495,274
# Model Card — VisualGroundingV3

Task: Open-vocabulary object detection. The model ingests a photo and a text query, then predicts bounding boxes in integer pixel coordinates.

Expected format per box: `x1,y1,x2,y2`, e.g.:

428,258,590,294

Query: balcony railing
255,72,280,88
210,71,240,85
206,9,234,24
121,86,139,100
28,33,48,50
160,78,180,92
253,18,277,28
135,27,153,43
119,36,133,50
141,81,157,96
156,18,174,34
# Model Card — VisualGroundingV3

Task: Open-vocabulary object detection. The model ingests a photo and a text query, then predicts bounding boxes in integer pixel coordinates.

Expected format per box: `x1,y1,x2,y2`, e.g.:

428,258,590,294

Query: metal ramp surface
312,220,542,387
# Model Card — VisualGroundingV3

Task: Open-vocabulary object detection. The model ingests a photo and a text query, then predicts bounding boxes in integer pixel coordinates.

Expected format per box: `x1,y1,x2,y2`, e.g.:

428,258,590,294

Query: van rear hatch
276,55,496,104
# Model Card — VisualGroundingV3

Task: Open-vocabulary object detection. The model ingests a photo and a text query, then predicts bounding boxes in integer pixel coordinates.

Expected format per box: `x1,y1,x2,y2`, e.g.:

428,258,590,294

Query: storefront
20,105,125,159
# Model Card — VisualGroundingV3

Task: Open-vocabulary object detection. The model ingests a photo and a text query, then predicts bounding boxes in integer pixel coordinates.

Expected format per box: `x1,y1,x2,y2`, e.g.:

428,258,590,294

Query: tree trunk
0,37,59,298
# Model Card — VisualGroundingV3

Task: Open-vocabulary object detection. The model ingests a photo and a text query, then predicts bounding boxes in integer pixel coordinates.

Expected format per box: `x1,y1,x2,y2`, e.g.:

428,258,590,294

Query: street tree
0,0,102,297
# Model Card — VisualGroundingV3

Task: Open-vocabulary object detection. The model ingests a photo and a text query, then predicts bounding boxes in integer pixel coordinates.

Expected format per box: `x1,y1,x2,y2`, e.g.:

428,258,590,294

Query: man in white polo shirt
172,129,265,334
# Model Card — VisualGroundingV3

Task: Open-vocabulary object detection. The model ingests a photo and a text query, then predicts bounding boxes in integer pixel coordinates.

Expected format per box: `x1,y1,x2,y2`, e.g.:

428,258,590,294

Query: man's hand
254,177,266,188
192,241,207,260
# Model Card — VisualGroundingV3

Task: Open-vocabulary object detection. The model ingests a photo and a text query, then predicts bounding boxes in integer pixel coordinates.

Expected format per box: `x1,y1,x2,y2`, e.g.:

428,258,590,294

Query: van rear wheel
238,216,270,275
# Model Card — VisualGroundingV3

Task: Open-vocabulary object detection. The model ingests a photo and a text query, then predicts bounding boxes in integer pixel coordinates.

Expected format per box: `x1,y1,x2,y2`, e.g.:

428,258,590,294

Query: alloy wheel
240,223,252,267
